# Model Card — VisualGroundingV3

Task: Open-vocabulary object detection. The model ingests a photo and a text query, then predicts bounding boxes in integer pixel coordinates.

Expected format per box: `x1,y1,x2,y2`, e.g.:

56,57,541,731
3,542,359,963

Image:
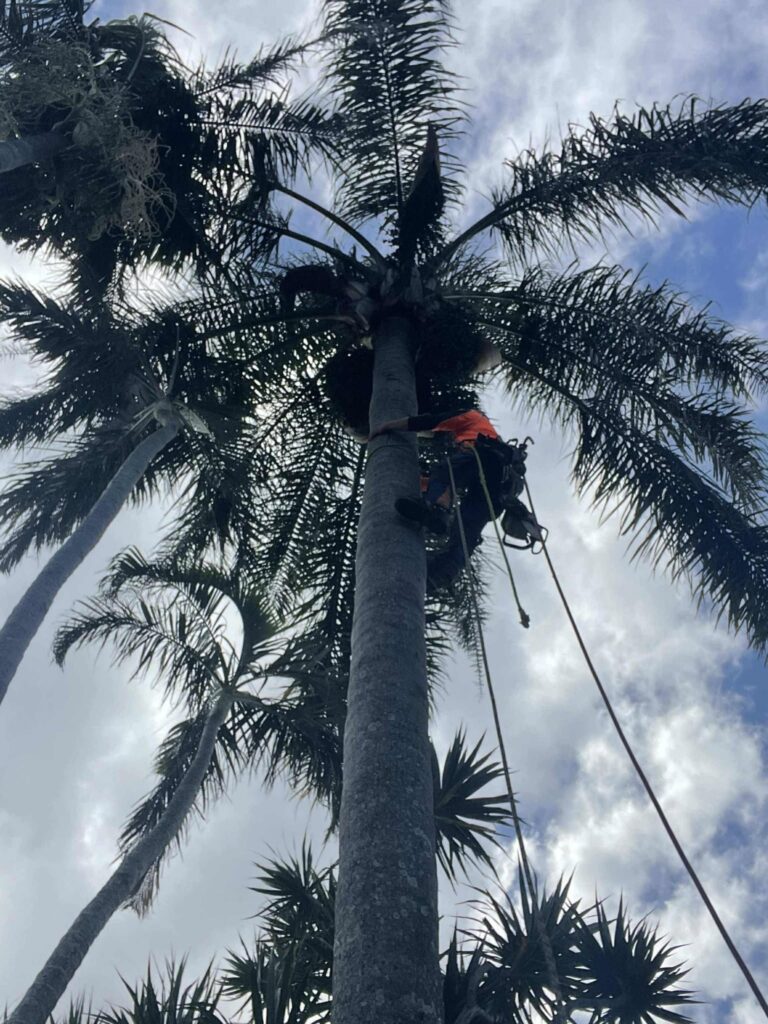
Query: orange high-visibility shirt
433,410,498,445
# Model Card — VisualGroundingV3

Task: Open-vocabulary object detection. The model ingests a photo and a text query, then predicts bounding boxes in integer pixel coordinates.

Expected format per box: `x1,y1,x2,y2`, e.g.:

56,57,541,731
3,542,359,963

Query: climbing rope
469,444,530,629
464,441,768,1020
519,478,768,1021
446,459,567,1024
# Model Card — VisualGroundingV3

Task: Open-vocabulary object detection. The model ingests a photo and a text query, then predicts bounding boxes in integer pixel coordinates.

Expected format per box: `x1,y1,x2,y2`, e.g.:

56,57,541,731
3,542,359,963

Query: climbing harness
482,435,548,552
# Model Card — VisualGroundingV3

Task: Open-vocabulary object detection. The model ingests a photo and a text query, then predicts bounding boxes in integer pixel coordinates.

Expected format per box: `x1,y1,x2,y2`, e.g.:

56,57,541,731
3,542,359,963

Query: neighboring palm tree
181,3,768,1019
0,1,338,295
0,281,269,706
48,850,694,1024
10,548,511,1024
7,549,307,1024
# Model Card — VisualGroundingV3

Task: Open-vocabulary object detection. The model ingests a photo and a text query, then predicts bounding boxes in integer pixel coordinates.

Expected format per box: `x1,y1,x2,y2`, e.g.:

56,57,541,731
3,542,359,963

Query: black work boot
395,497,450,536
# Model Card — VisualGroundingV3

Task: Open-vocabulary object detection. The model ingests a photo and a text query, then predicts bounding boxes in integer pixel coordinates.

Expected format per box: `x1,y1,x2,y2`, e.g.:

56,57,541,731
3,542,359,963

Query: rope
469,445,530,629
521,479,768,1021
446,459,566,1023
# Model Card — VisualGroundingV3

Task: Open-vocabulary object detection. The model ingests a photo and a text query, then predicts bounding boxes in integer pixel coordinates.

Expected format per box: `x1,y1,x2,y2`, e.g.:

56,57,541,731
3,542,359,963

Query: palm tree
0,281,265,707
8,0,768,1018
7,549,310,1024
188,4,768,1019
48,850,695,1024
0,1,338,296
10,547,510,1024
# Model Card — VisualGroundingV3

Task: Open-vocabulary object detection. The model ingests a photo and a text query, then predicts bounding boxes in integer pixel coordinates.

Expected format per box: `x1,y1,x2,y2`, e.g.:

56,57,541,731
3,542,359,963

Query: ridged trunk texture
333,317,441,1023
9,690,234,1024
0,133,66,173
0,423,178,708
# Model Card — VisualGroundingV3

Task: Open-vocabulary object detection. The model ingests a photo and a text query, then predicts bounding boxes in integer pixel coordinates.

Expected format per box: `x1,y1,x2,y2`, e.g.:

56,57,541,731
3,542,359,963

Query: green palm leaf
433,730,514,884
439,98,768,264
320,0,463,243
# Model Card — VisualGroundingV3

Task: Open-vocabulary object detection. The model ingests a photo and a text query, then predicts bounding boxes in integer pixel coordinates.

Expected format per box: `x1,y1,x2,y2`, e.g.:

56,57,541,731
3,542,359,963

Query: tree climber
369,409,540,590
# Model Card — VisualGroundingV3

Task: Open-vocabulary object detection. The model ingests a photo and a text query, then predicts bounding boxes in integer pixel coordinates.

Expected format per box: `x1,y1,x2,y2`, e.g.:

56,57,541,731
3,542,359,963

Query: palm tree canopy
0,1,339,295
199,0,768,657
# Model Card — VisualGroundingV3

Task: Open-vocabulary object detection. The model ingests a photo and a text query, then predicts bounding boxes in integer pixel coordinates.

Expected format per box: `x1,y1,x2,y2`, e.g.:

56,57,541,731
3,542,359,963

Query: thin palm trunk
0,133,66,174
0,423,178,707
8,688,234,1024
333,317,441,1024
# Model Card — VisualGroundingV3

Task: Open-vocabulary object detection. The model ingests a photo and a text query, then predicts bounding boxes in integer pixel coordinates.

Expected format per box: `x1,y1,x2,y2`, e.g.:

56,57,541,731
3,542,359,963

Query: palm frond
321,0,464,241
456,263,768,401
492,289,768,650
433,731,513,884
440,98,768,263
53,594,223,707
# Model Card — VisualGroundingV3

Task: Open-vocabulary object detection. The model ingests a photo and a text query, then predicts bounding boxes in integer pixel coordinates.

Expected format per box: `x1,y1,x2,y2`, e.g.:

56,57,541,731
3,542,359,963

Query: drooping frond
452,263,768,401
439,97,768,264
497,327,768,649
321,0,464,242
53,592,225,707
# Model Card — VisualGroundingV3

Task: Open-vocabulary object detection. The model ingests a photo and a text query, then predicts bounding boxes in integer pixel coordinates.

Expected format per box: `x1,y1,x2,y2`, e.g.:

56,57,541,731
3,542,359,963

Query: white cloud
2,1,768,1019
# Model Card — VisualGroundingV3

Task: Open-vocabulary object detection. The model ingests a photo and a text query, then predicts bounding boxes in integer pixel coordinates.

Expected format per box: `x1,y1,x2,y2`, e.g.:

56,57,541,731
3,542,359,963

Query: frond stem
271,183,386,267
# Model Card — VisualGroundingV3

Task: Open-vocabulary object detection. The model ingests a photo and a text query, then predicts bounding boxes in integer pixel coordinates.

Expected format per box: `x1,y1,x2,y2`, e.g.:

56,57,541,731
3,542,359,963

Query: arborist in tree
370,409,542,591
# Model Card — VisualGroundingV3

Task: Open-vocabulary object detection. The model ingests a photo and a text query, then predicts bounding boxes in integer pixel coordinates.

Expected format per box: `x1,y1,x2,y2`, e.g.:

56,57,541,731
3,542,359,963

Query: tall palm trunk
0,133,66,174
0,423,178,708
8,688,234,1024
333,317,441,1024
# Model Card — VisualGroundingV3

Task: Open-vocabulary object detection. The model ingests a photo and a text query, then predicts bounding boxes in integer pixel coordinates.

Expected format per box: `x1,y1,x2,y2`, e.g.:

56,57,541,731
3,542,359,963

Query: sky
1,2,768,1022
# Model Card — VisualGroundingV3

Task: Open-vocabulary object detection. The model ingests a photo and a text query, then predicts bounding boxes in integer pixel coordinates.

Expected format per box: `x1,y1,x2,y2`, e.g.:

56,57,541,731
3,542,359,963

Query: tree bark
8,689,234,1024
0,423,178,708
0,133,66,174
333,317,441,1023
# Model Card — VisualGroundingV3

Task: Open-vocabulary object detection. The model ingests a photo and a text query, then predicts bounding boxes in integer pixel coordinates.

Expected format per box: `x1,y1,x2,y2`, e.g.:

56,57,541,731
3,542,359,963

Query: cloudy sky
2,2,768,1022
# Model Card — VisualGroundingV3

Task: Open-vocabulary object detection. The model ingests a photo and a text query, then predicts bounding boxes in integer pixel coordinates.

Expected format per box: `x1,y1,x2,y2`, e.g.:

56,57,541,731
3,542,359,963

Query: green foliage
432,730,513,883
321,0,463,250
70,856,693,1024
445,98,768,264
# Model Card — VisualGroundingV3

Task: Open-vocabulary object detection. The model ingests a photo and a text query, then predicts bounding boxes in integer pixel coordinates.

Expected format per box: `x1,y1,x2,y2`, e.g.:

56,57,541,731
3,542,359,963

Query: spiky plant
64,851,693,1024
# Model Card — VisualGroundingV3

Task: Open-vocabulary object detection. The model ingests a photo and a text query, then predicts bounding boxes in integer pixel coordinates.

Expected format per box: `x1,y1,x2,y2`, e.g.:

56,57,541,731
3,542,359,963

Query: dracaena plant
48,851,696,1024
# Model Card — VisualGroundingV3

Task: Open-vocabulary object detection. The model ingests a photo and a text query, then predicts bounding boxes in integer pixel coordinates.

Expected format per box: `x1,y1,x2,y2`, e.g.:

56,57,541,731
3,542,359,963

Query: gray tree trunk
333,317,441,1024
0,423,178,708
8,689,234,1024
0,133,66,174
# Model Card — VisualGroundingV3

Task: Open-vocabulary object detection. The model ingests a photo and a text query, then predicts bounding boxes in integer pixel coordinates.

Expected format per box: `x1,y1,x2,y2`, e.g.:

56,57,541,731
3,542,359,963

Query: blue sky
2,2,768,1023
